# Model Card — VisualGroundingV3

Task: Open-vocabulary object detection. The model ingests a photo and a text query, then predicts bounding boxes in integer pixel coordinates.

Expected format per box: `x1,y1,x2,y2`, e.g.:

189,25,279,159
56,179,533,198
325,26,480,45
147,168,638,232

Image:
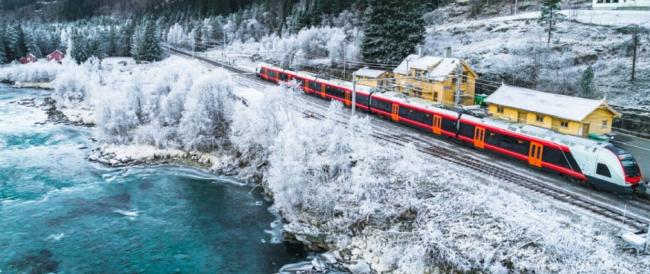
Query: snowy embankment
3,57,649,273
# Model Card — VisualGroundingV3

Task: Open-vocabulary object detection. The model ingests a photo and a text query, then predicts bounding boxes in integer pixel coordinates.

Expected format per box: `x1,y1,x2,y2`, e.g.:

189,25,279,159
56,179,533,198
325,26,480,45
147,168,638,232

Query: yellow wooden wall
487,104,616,136
583,108,614,135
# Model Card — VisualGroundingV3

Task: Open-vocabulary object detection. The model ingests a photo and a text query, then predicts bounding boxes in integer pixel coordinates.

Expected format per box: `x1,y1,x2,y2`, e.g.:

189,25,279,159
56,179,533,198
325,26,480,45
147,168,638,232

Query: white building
593,0,650,9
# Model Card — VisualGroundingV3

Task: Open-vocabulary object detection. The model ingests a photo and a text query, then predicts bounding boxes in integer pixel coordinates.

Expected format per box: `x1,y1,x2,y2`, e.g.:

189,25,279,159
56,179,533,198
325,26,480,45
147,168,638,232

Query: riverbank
0,84,308,273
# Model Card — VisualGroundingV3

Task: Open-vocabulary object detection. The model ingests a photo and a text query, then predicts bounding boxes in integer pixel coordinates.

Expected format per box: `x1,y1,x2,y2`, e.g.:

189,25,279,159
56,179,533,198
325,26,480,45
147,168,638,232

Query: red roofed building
19,53,38,64
47,50,64,62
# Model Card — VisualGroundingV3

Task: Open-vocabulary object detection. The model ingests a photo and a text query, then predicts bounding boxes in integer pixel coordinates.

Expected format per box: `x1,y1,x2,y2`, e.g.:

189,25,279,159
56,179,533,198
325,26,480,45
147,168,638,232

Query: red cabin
19,53,38,64
47,50,64,62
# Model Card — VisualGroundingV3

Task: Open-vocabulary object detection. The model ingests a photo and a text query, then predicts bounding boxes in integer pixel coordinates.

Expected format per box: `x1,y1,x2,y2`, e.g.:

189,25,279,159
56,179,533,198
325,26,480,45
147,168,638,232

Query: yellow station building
354,68,392,89
392,54,478,106
485,84,621,137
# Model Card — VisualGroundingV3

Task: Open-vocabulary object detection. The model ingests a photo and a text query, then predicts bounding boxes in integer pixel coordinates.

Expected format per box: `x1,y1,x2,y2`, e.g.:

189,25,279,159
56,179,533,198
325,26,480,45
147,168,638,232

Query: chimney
417,46,423,57
445,47,452,58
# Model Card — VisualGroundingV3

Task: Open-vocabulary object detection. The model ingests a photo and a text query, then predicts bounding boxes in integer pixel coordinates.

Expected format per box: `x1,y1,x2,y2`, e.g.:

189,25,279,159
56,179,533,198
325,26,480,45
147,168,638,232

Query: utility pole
631,28,639,82
343,45,347,80
352,71,357,115
454,61,463,110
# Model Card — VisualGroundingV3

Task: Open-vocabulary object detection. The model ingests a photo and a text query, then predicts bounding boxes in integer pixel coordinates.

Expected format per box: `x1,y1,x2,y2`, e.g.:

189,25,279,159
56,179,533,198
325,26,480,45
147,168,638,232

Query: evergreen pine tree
14,24,28,58
107,26,118,57
26,30,42,58
361,0,425,64
119,21,136,57
0,25,6,64
581,65,595,97
193,24,206,52
137,20,162,62
539,0,563,46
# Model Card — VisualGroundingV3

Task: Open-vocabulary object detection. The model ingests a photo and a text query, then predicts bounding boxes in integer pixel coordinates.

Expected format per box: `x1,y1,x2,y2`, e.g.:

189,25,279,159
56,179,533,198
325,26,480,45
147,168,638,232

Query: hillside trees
539,0,563,46
361,0,425,64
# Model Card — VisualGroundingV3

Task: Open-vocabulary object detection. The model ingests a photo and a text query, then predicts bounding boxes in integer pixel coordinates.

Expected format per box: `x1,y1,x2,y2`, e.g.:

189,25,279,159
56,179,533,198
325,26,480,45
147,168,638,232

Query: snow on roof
48,50,63,55
485,84,619,121
354,68,387,78
393,54,462,81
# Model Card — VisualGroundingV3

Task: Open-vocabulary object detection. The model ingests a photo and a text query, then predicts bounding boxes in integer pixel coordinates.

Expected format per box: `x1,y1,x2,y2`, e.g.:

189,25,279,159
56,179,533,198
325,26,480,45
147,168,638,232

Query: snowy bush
0,61,61,83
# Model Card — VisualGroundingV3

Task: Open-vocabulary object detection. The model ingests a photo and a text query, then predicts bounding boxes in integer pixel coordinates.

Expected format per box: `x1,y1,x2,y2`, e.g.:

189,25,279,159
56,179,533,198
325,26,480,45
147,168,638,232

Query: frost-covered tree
132,20,162,62
581,65,595,97
192,24,207,52
361,0,425,64
539,0,563,46
179,74,235,151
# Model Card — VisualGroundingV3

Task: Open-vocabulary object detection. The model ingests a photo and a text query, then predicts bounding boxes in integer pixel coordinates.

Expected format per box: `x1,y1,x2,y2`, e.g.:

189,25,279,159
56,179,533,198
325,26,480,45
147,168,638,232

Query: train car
256,64,645,194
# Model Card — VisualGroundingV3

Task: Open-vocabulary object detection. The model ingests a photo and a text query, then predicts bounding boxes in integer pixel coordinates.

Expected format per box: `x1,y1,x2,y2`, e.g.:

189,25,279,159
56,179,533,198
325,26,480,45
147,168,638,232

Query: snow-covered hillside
424,7,650,110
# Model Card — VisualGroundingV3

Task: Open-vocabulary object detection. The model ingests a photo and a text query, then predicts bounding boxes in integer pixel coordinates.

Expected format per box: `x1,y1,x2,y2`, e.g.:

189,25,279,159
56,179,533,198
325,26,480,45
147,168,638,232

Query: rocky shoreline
88,143,372,274
25,99,360,274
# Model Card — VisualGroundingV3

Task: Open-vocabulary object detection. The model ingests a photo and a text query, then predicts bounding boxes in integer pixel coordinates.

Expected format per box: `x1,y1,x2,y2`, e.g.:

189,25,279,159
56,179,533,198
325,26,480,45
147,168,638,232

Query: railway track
166,46,650,232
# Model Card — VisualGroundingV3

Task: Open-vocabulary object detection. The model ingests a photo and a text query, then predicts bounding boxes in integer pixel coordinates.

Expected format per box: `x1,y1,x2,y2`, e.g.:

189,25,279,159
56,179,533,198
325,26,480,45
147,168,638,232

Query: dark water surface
0,85,303,273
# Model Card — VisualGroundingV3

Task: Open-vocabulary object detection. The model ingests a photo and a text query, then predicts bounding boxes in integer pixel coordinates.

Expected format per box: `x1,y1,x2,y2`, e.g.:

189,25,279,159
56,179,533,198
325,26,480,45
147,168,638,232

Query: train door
473,127,485,149
528,142,544,168
320,84,326,98
432,115,442,135
391,104,399,122
344,91,351,107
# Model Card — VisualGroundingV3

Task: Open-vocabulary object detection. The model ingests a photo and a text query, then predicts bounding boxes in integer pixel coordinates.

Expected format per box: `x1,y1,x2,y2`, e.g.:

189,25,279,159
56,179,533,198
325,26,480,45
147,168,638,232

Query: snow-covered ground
2,56,650,273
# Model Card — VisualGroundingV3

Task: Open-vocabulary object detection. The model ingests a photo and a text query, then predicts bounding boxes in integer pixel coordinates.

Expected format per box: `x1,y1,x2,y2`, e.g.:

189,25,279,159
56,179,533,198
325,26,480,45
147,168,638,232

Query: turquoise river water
0,85,304,273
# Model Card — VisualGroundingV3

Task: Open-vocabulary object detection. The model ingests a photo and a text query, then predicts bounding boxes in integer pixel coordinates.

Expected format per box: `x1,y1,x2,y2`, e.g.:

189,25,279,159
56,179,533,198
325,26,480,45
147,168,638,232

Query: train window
399,106,416,121
325,86,345,98
458,123,474,138
260,68,267,75
279,72,288,81
494,134,529,155
542,147,568,168
356,94,369,106
267,70,277,78
441,118,456,132
370,99,391,112
485,130,500,145
596,163,611,177
308,81,322,91
413,111,433,125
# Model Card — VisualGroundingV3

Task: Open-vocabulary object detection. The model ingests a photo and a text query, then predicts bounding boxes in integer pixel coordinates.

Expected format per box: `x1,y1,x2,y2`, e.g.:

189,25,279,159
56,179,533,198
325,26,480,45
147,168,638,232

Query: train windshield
620,154,642,178
606,145,642,178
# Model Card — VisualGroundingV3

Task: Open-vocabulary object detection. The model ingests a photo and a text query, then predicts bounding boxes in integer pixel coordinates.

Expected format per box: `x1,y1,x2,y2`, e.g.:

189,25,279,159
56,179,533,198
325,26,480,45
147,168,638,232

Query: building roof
48,50,64,56
393,54,468,81
485,84,621,121
354,67,387,78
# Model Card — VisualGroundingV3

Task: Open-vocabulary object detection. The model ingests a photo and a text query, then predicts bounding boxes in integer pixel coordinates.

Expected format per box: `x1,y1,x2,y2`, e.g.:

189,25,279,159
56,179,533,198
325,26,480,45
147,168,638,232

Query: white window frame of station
593,0,650,9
